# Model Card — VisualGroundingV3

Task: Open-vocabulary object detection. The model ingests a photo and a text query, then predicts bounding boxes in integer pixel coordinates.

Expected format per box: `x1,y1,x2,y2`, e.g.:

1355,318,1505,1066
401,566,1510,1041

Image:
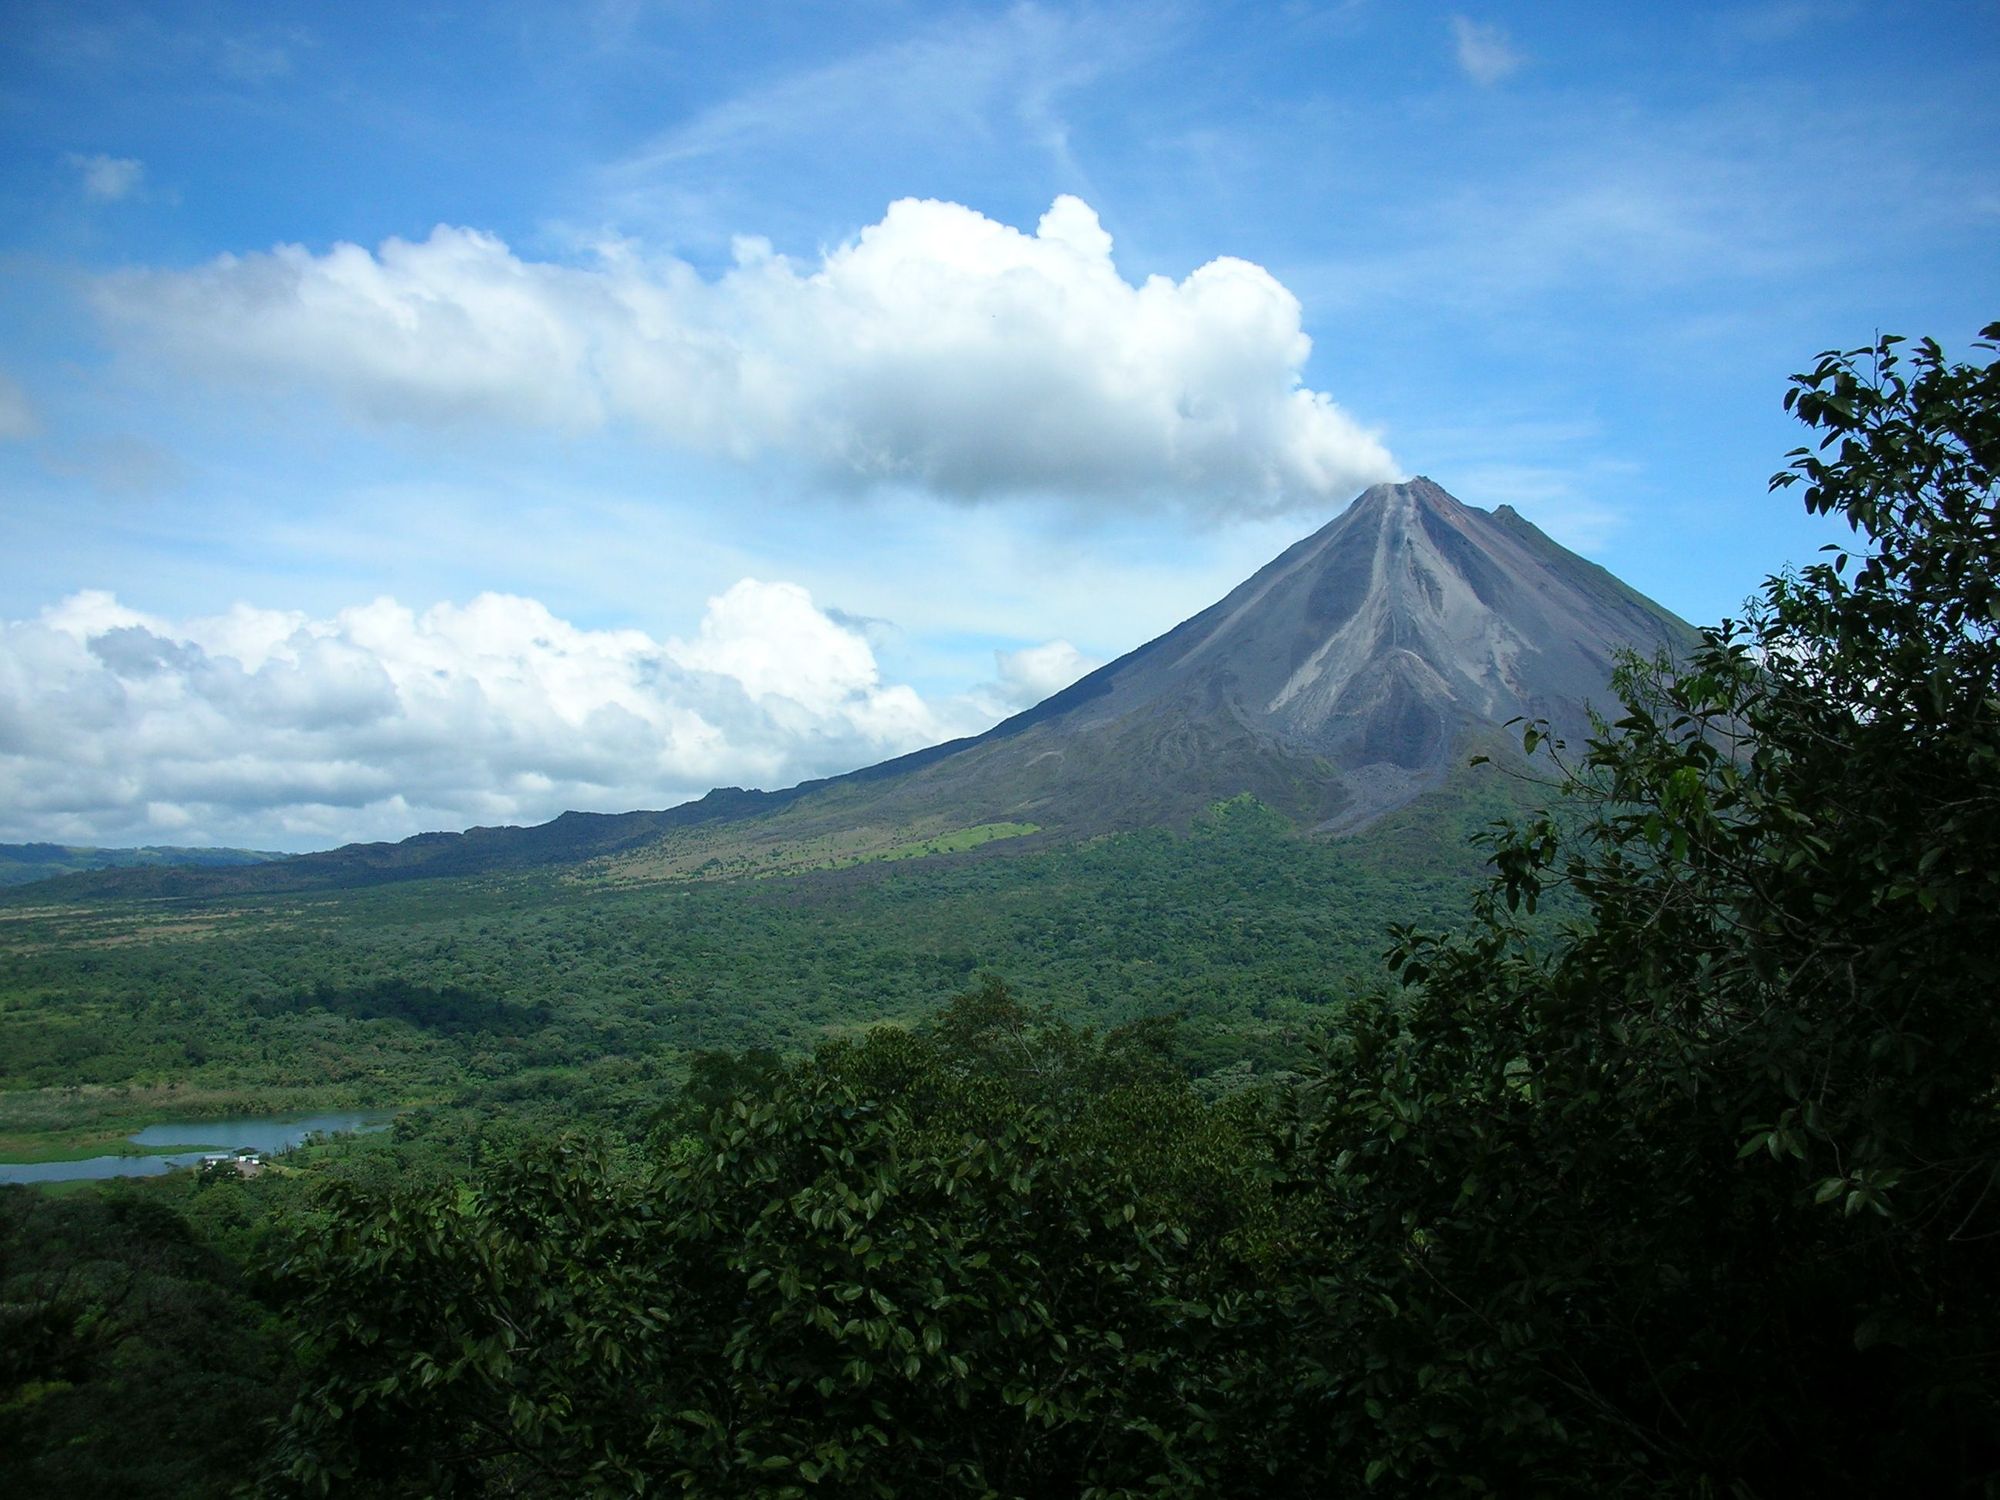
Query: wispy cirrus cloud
216,33,298,83
0,372,38,440
1283,91,1935,322
68,151,144,201
603,4,1156,197
1450,15,1525,85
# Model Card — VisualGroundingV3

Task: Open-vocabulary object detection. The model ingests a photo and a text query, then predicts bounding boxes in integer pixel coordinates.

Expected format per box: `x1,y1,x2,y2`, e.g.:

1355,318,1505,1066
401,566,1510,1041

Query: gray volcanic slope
801,475,1697,836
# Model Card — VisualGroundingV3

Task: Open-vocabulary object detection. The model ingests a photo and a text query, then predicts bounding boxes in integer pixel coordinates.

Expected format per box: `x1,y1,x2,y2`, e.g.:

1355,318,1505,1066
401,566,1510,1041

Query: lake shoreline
0,1109,399,1184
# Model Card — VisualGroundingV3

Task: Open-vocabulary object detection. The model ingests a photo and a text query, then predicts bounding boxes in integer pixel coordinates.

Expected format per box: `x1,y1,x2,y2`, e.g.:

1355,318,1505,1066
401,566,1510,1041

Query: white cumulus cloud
993,639,1100,709
0,582,996,850
92,196,1397,516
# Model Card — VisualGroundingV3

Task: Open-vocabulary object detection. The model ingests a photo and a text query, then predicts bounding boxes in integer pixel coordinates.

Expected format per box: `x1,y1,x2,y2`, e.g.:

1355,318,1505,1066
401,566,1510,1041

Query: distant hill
14,479,1695,902
0,842,289,888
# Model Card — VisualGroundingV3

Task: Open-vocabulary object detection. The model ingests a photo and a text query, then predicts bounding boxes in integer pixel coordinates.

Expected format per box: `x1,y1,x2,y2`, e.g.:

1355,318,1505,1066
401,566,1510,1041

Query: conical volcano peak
798,475,1696,836
934,474,1697,831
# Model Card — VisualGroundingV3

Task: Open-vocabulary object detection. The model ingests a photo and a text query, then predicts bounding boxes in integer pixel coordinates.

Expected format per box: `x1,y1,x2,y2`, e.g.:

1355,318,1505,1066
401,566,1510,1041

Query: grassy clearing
0,1128,150,1163
779,821,1043,874
0,1133,230,1164
597,819,1042,885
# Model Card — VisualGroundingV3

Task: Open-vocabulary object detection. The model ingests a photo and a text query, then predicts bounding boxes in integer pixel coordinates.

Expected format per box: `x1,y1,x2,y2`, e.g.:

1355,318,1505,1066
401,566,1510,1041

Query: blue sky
1,0,1994,850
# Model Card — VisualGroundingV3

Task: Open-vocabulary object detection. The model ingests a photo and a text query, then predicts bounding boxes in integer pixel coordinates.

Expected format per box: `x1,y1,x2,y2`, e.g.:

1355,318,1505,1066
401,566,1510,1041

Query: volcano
28,478,1696,896
762,475,1697,839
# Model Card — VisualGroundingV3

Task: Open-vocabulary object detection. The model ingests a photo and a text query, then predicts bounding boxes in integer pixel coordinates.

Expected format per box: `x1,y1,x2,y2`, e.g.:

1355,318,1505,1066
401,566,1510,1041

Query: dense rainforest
3,326,1996,1495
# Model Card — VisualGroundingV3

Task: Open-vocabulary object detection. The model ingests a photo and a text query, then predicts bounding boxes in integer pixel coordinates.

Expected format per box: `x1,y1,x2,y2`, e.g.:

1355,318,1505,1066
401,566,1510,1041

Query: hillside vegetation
0,777,1512,1161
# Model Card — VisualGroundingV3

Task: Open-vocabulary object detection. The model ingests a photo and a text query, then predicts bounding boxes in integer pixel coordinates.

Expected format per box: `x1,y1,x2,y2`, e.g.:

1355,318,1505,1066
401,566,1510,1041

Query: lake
0,1110,396,1185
